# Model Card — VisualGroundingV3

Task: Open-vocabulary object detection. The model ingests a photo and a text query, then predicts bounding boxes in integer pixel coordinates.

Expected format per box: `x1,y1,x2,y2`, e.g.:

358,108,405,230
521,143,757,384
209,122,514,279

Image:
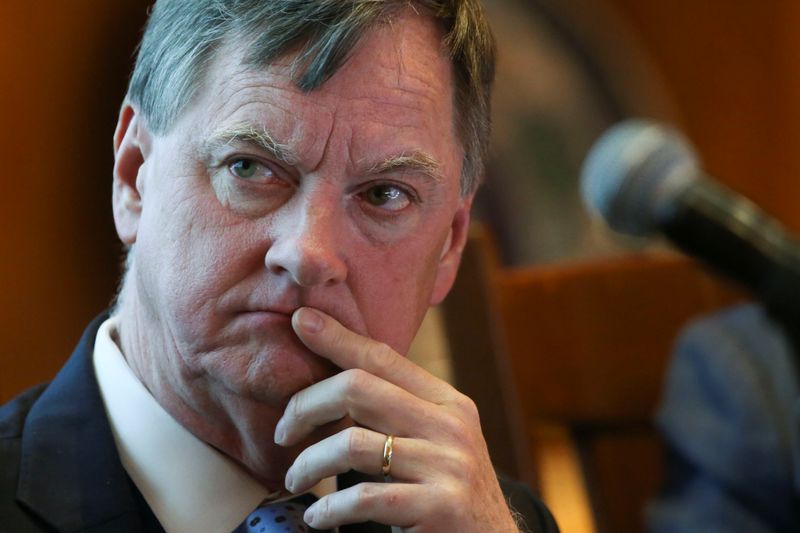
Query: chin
196,312,343,403
208,337,339,405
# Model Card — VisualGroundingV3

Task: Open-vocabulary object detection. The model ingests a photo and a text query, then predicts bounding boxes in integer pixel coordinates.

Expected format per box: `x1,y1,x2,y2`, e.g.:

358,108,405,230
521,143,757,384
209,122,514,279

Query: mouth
233,308,342,383
236,309,294,327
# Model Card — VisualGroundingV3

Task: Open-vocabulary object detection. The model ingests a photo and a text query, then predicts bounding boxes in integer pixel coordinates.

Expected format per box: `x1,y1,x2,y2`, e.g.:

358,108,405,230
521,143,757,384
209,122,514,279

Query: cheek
137,181,256,320
353,240,443,354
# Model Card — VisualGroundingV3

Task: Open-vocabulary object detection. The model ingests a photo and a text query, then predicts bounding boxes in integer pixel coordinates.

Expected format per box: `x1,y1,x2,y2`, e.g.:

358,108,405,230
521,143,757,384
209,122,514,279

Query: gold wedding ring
381,434,394,477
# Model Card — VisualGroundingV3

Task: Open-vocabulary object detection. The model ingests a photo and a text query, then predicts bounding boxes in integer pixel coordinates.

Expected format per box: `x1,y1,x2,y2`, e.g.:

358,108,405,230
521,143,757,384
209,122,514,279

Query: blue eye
363,184,411,211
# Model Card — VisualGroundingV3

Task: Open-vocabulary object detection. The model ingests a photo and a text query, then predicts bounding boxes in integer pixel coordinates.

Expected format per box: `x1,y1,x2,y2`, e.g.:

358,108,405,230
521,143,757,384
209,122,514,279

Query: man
648,304,800,532
0,1,557,531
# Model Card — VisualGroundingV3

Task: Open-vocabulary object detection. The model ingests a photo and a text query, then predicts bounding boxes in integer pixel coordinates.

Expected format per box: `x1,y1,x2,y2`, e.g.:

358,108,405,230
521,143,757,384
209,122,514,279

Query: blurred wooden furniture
440,225,745,533
0,1,146,404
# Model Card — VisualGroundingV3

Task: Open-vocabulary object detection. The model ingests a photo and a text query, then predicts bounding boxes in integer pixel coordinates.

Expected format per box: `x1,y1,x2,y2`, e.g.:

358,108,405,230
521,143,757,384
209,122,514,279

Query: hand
273,307,520,532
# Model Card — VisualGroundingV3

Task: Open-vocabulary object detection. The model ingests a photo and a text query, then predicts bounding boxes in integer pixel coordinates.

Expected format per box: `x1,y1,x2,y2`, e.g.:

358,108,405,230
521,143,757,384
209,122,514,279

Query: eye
228,158,274,181
361,184,412,211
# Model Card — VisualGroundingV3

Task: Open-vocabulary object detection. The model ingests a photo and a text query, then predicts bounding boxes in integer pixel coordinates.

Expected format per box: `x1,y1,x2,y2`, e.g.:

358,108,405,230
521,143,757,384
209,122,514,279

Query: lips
236,309,294,326
237,298,298,320
242,307,294,316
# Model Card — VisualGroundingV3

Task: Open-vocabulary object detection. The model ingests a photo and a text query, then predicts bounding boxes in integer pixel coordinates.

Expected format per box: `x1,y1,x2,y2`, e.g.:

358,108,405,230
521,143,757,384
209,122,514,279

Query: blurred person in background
649,304,800,532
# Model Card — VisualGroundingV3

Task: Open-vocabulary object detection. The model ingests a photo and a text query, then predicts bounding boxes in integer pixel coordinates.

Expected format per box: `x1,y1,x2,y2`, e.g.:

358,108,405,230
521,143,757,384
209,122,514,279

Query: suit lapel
16,314,152,532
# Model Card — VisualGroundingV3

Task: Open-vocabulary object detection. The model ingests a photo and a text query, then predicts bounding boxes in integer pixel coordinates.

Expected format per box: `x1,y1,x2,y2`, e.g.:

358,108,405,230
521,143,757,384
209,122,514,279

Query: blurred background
2,1,799,531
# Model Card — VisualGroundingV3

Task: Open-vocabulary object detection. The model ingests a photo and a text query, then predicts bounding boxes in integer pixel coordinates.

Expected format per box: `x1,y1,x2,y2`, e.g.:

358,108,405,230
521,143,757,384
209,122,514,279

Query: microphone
580,119,800,322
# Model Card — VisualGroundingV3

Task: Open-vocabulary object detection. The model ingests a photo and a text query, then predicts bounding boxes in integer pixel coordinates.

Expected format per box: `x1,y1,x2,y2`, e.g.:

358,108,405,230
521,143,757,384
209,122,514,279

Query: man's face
114,11,471,408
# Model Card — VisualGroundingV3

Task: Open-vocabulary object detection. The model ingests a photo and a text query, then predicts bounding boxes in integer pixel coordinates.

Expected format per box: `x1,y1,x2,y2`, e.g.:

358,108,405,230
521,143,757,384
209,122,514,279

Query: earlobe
112,103,149,245
429,197,474,305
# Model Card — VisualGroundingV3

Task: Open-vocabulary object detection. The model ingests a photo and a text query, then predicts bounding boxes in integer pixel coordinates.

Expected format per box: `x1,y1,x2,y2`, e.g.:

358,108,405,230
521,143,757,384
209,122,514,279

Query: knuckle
344,427,368,460
440,411,470,440
285,394,301,421
292,454,309,480
342,369,370,400
330,324,347,347
354,483,379,511
443,448,471,474
440,482,469,509
317,494,334,520
291,393,311,421
352,483,403,514
384,489,402,509
454,392,480,422
364,341,395,371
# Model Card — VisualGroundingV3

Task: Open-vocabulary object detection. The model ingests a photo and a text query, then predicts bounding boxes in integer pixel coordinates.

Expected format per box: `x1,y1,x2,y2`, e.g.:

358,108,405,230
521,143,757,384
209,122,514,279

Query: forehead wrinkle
206,124,299,166
350,91,434,116
366,152,443,183
386,12,447,106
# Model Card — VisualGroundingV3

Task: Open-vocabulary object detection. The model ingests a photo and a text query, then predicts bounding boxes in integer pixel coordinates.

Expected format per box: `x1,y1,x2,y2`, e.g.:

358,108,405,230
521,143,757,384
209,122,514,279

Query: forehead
177,10,461,178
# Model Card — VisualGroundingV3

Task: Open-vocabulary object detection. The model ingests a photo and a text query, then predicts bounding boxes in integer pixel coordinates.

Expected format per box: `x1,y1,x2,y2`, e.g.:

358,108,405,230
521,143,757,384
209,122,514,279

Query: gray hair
127,0,496,195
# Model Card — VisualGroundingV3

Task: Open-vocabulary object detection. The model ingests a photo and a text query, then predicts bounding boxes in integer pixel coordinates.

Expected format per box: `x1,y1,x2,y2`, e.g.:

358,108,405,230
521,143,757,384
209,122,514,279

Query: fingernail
274,420,286,444
297,308,323,333
304,505,315,525
285,470,294,492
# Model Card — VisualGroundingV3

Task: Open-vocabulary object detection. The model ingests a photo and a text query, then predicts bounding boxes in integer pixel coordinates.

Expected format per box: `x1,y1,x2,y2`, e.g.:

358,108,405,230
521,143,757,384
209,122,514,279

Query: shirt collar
93,315,272,533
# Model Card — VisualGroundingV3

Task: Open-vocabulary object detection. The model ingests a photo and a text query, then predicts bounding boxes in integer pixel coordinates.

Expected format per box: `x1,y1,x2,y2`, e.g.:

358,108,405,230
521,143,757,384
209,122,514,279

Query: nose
264,199,348,287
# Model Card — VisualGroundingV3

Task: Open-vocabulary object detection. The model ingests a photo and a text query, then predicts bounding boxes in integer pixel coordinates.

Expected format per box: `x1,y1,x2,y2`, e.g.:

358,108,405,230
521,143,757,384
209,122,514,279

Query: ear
429,195,474,306
112,103,150,245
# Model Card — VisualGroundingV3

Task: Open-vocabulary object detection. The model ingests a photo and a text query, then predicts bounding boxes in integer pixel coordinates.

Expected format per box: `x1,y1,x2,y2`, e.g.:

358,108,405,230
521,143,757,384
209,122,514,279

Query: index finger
292,307,454,404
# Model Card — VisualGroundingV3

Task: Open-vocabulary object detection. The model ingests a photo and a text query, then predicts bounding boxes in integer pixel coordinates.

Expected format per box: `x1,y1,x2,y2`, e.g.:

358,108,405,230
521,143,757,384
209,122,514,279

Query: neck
113,277,298,491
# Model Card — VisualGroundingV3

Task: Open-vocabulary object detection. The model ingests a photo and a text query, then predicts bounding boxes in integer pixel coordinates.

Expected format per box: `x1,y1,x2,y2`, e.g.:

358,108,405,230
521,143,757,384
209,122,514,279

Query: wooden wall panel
599,0,800,232
0,1,147,402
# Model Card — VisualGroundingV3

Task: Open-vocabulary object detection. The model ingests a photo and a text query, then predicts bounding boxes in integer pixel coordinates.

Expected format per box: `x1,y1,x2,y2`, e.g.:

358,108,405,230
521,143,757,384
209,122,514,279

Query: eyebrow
207,125,443,182
366,152,443,183
206,125,299,165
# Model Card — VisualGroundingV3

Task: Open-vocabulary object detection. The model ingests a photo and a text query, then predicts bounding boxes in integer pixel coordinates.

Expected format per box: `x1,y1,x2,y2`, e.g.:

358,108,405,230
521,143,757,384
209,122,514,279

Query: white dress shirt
93,315,307,533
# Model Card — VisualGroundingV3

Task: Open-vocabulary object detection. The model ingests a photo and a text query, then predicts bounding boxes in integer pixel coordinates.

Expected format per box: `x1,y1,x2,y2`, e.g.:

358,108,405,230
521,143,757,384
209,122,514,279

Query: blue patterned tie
233,493,319,533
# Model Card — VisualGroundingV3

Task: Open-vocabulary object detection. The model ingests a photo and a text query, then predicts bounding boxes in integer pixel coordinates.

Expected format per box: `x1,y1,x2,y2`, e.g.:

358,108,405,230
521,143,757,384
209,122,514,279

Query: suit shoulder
0,384,48,440
0,384,51,530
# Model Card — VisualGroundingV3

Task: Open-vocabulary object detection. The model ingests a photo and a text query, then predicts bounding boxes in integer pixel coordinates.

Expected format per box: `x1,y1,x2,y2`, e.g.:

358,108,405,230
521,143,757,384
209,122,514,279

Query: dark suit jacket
0,315,557,533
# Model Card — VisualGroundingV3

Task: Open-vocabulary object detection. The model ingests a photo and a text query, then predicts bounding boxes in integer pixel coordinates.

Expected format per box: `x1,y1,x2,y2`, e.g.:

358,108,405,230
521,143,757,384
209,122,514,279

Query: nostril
265,242,346,287
266,261,288,275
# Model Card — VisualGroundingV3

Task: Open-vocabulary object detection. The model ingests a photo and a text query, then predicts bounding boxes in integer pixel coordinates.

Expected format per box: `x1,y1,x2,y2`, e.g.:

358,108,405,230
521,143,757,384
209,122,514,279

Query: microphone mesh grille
580,119,700,237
